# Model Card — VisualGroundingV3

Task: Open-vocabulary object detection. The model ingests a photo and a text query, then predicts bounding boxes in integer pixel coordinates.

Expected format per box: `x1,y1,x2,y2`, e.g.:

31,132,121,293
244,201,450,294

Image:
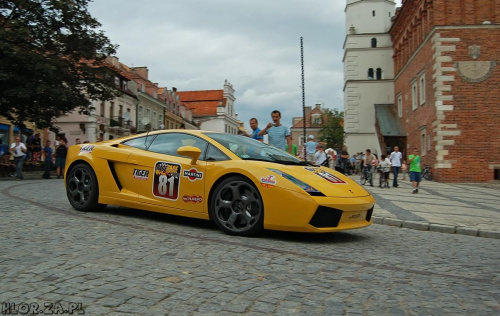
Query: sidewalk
2,170,500,239
349,174,500,239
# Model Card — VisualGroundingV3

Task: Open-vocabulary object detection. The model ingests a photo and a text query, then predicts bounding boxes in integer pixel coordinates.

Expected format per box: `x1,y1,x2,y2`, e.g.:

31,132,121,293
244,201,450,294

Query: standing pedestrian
314,145,328,166
247,118,263,142
55,139,67,179
339,145,350,174
408,147,421,194
363,149,375,187
10,136,27,180
258,110,292,153
305,135,318,163
390,145,403,187
42,140,53,179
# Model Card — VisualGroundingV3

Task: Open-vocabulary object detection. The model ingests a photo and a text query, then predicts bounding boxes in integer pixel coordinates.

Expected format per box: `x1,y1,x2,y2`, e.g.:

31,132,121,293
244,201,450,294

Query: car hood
245,161,371,198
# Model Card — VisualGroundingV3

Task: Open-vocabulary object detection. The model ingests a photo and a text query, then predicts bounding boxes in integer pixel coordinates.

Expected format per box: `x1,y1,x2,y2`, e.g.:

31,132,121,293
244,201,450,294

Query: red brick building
390,0,500,182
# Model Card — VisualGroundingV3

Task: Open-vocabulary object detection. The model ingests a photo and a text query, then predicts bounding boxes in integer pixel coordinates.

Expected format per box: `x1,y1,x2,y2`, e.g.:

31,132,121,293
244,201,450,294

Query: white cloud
88,0,353,131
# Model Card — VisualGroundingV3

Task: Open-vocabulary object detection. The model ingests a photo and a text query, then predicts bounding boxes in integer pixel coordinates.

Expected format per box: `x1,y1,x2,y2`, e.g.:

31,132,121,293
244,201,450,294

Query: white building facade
343,0,396,156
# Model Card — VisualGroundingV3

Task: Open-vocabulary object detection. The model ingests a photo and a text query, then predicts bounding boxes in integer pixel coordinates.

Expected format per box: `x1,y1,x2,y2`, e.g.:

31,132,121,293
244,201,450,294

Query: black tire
66,163,105,212
210,176,264,236
423,171,433,181
360,172,366,185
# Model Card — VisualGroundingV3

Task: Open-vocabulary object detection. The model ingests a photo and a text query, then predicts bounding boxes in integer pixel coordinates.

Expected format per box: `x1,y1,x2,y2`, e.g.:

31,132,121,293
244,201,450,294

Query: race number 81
153,162,181,200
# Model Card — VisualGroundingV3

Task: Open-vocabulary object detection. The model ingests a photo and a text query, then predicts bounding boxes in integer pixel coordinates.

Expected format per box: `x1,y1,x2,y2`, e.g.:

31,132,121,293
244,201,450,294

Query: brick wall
391,0,500,182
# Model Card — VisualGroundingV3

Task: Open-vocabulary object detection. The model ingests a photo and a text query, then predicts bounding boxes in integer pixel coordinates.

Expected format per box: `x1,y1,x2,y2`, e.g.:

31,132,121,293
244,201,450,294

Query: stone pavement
2,169,500,239
349,174,500,239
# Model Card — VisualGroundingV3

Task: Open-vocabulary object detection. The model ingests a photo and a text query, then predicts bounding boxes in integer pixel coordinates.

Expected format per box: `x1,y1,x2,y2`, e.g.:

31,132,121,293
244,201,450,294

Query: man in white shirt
314,145,328,166
390,146,403,187
10,136,27,180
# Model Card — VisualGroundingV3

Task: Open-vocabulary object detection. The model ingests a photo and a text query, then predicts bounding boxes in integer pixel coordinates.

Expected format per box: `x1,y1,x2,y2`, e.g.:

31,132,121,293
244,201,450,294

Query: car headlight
268,168,324,196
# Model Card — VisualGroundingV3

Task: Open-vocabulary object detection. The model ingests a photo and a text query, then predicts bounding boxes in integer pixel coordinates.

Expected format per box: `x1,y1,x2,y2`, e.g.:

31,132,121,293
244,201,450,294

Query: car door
126,133,208,214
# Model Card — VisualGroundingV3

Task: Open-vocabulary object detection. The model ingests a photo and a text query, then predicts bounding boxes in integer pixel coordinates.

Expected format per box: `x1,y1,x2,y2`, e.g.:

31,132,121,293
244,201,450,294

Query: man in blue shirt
258,110,292,153
305,135,318,163
246,118,263,142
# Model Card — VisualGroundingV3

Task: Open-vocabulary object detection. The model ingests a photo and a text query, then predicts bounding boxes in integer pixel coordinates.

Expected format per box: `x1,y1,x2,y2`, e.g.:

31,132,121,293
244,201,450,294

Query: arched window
376,68,382,80
371,38,377,48
368,68,374,80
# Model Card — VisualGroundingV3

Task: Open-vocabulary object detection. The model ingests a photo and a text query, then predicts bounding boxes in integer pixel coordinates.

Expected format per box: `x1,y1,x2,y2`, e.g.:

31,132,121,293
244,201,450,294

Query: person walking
55,139,68,179
390,145,403,187
10,136,27,180
42,140,53,179
408,147,422,194
247,118,263,142
258,110,292,153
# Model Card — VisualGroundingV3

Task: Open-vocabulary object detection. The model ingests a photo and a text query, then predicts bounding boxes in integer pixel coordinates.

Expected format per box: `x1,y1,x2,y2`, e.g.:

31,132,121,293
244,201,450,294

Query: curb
372,216,500,239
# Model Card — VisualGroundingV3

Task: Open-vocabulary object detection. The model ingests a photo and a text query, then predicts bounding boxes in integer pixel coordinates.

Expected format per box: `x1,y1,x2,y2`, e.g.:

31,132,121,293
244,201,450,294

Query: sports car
65,130,374,236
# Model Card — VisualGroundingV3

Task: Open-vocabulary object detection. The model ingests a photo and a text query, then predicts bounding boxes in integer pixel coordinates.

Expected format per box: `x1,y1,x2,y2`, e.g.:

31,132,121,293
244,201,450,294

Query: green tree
318,108,344,150
0,0,119,130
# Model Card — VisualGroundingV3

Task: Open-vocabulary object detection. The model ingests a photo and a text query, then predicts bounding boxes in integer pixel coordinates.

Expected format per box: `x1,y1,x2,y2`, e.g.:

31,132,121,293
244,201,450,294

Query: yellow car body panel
65,130,375,235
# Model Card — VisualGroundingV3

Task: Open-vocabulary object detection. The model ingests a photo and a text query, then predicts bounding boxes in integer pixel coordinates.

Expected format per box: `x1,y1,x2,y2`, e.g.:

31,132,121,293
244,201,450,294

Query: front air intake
309,206,343,228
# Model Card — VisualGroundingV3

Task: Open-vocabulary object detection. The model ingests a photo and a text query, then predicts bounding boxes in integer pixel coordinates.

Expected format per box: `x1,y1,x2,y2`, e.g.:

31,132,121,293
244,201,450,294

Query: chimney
172,87,177,92
131,67,148,79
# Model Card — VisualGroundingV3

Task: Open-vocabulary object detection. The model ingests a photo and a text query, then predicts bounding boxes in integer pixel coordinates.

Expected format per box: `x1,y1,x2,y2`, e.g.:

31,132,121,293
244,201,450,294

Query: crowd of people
0,133,75,180
245,112,421,194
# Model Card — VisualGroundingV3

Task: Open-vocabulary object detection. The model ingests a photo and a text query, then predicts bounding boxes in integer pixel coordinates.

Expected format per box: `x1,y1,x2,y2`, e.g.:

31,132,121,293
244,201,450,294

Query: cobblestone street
1,180,499,315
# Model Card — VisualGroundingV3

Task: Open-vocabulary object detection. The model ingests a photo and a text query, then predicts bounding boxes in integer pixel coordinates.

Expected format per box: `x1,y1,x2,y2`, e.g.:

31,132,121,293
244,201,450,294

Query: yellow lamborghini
65,130,374,236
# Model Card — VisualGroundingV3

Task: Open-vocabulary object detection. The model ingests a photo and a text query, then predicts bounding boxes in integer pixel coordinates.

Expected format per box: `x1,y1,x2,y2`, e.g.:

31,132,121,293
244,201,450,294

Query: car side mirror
177,146,201,165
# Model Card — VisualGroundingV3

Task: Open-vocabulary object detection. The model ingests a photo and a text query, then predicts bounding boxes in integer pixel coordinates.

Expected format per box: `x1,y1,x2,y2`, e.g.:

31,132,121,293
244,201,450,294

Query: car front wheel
210,176,264,236
66,163,105,212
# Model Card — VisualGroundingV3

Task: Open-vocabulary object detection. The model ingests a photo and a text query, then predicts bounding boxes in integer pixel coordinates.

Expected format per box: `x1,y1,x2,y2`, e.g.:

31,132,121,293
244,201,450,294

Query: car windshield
204,133,308,165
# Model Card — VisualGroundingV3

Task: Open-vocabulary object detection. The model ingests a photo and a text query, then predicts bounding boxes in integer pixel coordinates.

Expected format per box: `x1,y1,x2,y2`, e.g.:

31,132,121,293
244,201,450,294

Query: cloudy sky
88,0,401,132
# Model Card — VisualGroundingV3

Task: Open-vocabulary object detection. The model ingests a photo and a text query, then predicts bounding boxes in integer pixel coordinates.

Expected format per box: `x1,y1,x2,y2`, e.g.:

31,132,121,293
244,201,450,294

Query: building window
153,91,157,99
371,38,377,48
146,109,150,124
152,112,157,129
115,76,120,87
159,115,163,129
138,106,143,125
397,93,403,118
419,72,426,105
368,68,374,80
141,83,145,92
411,80,418,111
420,127,427,156
376,68,382,80
109,102,114,119
100,101,105,117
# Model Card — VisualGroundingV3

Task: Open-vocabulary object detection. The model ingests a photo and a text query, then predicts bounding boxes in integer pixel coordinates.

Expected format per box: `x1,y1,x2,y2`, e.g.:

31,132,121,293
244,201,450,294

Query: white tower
343,0,396,156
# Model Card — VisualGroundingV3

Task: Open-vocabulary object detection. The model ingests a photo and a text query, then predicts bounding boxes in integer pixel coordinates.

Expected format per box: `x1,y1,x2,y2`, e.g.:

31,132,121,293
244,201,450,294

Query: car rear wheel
66,163,105,212
210,176,264,236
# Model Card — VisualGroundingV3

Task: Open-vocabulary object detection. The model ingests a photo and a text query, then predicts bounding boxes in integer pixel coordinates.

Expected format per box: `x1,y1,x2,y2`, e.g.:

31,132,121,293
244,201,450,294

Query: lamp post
300,37,307,162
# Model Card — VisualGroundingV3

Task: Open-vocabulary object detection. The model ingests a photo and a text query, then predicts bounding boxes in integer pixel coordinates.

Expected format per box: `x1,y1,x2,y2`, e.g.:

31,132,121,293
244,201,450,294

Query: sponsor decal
314,169,346,184
152,162,181,200
133,169,149,180
182,195,203,203
260,175,277,186
78,145,94,155
304,167,346,184
182,168,203,181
